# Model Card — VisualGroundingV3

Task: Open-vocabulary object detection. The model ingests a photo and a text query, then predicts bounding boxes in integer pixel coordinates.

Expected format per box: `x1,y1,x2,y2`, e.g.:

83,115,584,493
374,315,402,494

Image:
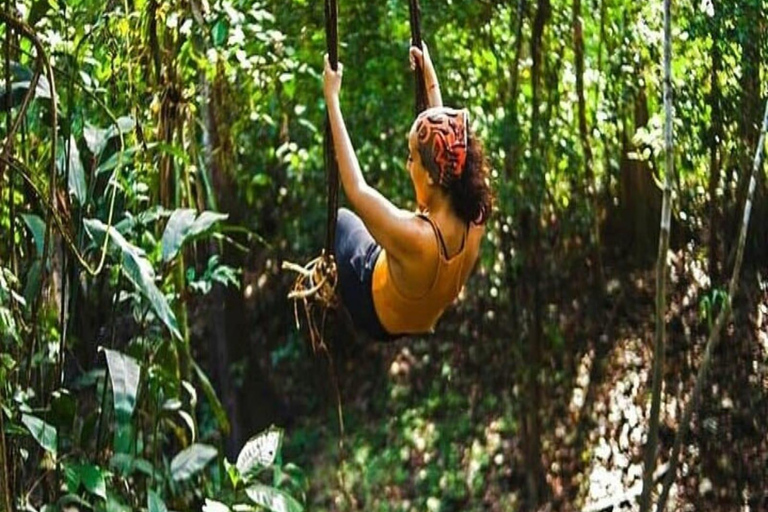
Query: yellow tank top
371,215,469,335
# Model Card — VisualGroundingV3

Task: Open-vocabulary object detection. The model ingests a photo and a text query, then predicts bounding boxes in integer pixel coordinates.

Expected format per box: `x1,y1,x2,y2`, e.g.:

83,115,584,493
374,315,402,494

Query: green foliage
64,463,108,501
187,255,240,294
84,218,182,341
161,209,229,263
245,484,303,512
1,0,766,509
102,348,141,453
0,267,23,346
699,288,729,332
215,426,306,512
170,443,218,481
147,490,169,512
20,414,58,456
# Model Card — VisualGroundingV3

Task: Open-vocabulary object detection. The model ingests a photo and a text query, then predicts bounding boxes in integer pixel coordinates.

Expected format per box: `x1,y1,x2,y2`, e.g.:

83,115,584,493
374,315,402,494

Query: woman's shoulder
466,222,485,255
469,221,486,238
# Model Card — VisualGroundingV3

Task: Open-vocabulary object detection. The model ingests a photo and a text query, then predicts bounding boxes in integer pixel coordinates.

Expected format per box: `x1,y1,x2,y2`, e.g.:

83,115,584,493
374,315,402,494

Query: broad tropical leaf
21,414,57,456
85,117,136,157
21,214,46,256
161,209,229,262
245,484,303,512
203,500,232,512
161,209,196,263
61,135,87,206
236,426,282,477
170,443,217,481
68,463,107,500
147,490,168,512
102,348,140,423
84,219,182,340
102,348,141,454
84,123,111,157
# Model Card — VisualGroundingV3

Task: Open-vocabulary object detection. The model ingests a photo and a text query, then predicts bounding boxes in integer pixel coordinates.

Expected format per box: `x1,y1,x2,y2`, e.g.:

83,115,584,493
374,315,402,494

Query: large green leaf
170,443,218,481
22,260,42,307
102,348,141,454
188,211,229,237
245,484,303,512
84,124,111,157
20,214,46,256
161,209,229,262
84,218,181,340
63,462,80,494
236,426,282,478
202,500,231,512
102,348,140,423
65,135,87,206
21,414,57,456
147,490,168,512
20,214,46,305
5,62,52,102
161,209,196,262
212,18,229,47
85,117,135,157
65,463,107,501
81,464,107,500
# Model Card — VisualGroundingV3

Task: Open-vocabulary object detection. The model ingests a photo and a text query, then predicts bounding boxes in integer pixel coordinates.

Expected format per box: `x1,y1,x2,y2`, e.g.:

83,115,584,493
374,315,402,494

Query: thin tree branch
640,0,674,509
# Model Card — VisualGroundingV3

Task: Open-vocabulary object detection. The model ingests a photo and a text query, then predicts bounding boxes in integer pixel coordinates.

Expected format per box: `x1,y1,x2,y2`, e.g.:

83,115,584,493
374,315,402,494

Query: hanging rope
282,0,340,352
283,0,428,349
325,0,340,255
409,0,428,115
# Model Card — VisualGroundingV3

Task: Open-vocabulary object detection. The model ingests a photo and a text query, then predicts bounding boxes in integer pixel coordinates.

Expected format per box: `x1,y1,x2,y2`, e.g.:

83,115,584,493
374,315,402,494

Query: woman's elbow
345,183,370,209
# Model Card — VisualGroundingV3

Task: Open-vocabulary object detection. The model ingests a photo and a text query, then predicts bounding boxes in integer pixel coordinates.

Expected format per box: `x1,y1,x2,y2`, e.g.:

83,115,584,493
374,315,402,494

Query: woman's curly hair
446,131,494,225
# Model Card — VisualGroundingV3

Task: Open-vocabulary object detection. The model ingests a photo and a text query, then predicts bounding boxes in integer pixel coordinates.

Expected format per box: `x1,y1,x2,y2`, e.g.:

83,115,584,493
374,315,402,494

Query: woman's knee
337,207,356,226
335,208,360,253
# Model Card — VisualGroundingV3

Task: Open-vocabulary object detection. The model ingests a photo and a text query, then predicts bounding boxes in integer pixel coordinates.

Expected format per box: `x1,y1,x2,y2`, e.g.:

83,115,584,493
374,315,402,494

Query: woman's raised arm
409,43,443,108
322,55,427,261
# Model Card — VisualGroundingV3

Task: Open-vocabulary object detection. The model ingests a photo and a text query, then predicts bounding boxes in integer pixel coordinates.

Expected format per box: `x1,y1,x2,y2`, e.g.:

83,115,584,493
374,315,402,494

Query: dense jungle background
1,0,767,510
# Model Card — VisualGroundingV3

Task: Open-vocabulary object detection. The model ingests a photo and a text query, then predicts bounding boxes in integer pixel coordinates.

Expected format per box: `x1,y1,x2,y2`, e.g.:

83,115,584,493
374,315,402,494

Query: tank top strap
416,213,450,259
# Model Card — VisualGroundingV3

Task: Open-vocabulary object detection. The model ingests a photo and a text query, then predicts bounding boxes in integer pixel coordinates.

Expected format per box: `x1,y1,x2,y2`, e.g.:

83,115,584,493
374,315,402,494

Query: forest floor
276,251,768,512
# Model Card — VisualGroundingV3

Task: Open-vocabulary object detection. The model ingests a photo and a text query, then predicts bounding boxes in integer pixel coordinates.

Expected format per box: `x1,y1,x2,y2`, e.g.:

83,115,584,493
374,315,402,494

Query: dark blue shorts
334,208,399,342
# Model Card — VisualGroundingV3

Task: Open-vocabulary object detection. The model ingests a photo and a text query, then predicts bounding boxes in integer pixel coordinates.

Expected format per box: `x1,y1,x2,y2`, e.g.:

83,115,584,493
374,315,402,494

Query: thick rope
283,3,427,506
324,0,340,256
409,0,428,115
283,0,340,352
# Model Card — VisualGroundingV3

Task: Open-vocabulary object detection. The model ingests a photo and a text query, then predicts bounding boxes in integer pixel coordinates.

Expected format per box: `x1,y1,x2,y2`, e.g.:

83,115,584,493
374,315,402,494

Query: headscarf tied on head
415,107,470,187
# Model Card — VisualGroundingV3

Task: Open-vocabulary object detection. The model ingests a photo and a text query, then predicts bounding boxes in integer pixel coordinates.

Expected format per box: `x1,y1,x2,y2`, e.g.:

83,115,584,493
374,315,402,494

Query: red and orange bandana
415,107,469,187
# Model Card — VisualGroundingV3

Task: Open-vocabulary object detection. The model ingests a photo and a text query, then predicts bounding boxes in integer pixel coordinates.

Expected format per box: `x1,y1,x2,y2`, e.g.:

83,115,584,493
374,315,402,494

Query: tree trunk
202,71,243,456
499,2,527,492
733,0,763,263
618,83,661,262
0,400,11,512
503,0,527,179
707,10,722,282
572,0,604,291
521,0,551,507
640,0,673,508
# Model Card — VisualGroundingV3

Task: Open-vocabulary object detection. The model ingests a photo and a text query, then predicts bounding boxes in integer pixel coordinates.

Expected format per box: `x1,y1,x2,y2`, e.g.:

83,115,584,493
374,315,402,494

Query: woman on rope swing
324,43,493,341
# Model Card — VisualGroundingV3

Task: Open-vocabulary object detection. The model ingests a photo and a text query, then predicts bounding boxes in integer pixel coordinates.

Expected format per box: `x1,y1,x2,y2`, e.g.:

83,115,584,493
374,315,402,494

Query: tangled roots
282,251,339,353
